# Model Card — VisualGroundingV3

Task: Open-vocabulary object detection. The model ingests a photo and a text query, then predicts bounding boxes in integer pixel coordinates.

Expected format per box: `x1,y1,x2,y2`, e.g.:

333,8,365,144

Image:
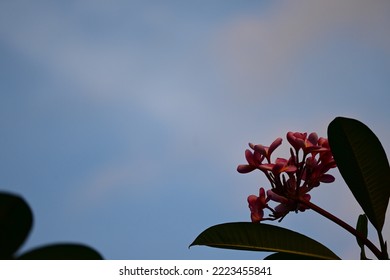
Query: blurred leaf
264,252,324,260
0,192,33,259
17,243,103,260
328,117,390,232
190,222,340,259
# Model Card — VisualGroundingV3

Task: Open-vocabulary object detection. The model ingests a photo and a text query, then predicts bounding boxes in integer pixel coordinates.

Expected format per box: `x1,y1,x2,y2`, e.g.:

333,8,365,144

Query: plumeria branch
298,198,384,260
377,231,388,259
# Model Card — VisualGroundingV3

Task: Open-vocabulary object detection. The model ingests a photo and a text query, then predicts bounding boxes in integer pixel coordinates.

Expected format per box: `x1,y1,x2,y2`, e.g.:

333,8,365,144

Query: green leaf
190,222,340,259
356,214,368,248
264,252,324,260
356,214,368,259
328,117,390,232
0,192,33,259
17,243,103,260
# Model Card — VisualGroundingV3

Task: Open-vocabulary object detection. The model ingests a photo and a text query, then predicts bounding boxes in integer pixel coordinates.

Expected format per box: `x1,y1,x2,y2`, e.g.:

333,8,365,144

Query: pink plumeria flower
271,157,297,174
287,132,307,151
237,146,266,174
287,132,327,155
253,137,282,163
303,151,336,188
239,131,337,223
247,187,268,223
237,138,282,174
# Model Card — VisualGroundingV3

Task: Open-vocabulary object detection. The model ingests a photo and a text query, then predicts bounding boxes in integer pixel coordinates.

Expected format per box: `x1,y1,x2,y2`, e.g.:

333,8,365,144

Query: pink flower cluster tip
237,132,336,222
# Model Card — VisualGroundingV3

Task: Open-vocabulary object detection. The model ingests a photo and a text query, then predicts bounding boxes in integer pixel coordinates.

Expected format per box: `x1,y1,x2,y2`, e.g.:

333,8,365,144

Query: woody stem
298,198,384,259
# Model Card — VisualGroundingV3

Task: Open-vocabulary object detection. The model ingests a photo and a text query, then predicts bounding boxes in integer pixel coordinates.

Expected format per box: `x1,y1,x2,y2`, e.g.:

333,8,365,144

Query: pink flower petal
258,163,274,172
237,164,256,173
245,149,256,165
269,137,282,155
320,174,335,183
308,132,318,145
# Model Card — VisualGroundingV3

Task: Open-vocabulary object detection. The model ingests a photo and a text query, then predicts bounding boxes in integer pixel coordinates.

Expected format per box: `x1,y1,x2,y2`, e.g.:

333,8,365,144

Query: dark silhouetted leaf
328,117,390,232
356,214,368,248
0,192,33,259
190,222,339,259
17,243,103,260
356,214,368,259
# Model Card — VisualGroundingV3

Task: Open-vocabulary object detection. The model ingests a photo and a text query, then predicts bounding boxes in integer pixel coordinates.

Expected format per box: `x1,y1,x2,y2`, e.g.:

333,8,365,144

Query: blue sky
1,0,389,259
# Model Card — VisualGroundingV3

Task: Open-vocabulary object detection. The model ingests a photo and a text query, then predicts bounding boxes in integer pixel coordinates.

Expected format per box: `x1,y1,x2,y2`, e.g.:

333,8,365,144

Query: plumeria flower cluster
237,132,337,223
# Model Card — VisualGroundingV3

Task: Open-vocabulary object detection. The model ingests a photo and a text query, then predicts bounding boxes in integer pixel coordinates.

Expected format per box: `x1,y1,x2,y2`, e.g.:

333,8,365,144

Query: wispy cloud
1,1,389,259
212,0,390,98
